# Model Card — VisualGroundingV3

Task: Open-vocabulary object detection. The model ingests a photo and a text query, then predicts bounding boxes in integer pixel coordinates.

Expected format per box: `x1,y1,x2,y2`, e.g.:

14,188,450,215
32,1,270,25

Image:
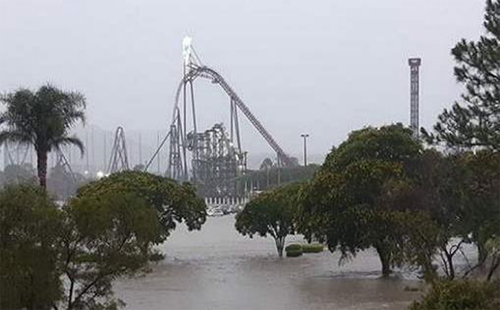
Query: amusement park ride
107,126,129,175
1,35,292,202
144,37,294,199
2,38,421,205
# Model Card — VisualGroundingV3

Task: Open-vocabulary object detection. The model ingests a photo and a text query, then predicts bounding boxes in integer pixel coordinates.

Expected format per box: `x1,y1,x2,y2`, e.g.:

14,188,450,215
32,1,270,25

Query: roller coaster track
172,65,292,166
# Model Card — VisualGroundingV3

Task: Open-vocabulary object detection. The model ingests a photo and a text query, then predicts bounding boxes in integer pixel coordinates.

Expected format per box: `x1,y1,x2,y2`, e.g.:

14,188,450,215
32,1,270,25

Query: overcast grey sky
0,0,486,163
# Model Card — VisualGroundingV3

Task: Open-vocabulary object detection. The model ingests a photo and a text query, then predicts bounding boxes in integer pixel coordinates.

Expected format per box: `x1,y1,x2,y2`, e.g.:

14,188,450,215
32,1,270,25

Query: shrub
302,243,324,253
285,244,302,251
286,249,303,257
409,280,500,310
285,244,303,257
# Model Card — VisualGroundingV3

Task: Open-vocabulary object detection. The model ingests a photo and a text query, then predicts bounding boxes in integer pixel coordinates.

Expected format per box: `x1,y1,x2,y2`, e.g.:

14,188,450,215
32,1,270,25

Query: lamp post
301,134,309,166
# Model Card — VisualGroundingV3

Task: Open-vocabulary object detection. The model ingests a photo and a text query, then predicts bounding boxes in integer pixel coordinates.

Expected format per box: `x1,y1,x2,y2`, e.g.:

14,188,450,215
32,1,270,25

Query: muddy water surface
116,216,422,310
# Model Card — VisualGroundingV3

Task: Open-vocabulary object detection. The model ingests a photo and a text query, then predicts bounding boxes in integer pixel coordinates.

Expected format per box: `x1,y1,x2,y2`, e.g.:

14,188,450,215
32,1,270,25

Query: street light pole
301,134,309,166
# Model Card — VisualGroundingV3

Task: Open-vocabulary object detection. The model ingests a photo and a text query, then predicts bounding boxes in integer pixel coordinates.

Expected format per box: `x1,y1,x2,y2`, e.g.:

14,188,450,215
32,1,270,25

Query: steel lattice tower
409,58,421,137
3,142,29,167
167,124,183,180
54,149,77,183
107,127,130,174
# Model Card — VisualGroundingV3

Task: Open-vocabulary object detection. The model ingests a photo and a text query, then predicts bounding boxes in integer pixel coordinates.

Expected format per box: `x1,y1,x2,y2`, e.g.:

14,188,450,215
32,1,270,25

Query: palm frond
63,111,86,129
53,135,85,156
2,84,86,160
0,130,33,146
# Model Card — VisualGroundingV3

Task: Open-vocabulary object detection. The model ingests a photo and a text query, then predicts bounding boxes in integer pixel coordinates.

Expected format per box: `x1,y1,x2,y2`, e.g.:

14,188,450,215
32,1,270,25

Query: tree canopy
0,185,62,310
423,0,500,150
77,170,207,240
457,150,500,270
0,84,86,187
235,183,302,257
60,192,161,310
299,124,427,276
0,181,170,310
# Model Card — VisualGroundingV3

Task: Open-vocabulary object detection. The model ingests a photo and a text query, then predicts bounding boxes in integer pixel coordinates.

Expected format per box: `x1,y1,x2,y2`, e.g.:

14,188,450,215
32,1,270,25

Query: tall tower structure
107,127,130,174
408,58,421,137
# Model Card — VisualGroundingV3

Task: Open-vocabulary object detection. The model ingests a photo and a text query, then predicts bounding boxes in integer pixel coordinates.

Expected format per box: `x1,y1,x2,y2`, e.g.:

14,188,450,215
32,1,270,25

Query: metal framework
107,126,130,174
54,149,77,183
146,37,291,198
3,143,29,167
188,123,247,197
409,58,421,137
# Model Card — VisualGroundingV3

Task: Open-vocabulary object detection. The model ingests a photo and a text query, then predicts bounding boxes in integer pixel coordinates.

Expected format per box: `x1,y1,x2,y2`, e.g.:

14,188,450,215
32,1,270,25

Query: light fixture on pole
301,134,309,166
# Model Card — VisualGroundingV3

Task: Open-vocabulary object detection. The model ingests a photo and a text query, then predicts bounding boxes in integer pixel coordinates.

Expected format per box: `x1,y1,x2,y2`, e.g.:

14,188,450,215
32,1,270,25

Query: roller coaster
145,37,293,198
1,38,292,200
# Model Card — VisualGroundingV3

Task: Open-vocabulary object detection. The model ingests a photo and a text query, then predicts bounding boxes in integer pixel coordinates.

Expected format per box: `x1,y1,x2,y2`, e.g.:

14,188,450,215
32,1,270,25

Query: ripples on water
115,216,422,310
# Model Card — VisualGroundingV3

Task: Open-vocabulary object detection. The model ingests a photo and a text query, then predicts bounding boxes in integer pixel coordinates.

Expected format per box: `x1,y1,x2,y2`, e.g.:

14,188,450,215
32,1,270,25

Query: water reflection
116,216,421,310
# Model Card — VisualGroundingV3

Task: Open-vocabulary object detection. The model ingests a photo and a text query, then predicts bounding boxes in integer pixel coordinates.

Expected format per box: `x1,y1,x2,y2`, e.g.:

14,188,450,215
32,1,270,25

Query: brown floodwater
115,215,423,310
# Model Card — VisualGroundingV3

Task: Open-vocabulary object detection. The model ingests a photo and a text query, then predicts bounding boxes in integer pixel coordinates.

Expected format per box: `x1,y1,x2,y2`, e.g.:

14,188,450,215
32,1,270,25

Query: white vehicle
207,207,224,217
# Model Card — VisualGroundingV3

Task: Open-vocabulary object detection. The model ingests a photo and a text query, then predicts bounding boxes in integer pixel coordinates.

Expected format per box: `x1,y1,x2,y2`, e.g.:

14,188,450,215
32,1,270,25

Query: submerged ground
115,216,423,310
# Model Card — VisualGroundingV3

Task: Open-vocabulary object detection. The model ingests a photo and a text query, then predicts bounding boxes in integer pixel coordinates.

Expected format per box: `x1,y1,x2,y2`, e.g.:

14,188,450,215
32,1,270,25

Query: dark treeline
237,163,319,193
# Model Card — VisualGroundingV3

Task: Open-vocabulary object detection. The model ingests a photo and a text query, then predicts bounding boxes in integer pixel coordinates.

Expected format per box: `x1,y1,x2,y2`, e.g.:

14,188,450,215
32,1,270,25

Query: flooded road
116,216,422,310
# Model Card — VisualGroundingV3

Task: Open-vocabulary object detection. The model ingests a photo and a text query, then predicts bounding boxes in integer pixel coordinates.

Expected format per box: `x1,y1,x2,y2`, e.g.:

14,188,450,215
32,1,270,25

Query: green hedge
285,244,302,251
409,280,500,310
302,243,324,253
285,243,303,257
286,249,303,257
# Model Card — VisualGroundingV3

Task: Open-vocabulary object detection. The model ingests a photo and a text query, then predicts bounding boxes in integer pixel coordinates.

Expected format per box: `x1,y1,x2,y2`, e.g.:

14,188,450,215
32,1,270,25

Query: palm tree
0,84,86,188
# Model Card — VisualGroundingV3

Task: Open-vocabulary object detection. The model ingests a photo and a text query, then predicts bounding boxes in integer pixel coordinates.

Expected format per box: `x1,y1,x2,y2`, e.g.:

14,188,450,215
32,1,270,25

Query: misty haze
0,1,499,310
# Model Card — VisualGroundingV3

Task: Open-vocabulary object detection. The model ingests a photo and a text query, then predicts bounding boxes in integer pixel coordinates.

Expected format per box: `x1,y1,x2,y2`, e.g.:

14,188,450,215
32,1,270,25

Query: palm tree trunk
37,150,48,188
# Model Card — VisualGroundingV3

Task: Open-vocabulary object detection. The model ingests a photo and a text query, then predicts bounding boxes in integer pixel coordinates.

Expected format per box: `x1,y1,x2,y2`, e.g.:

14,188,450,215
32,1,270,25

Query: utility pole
103,132,107,172
91,127,95,173
301,134,309,166
139,132,142,166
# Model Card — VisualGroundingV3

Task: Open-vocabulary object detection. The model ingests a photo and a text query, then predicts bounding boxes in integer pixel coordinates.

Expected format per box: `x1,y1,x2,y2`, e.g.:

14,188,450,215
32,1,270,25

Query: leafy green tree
373,148,499,281
259,158,274,171
376,148,500,281
299,124,425,276
460,150,500,267
413,150,499,280
0,84,86,188
59,192,161,310
0,184,62,310
484,237,500,281
403,150,468,280
423,0,500,150
0,178,175,309
421,0,500,278
77,171,206,240
409,280,500,310
235,183,302,257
